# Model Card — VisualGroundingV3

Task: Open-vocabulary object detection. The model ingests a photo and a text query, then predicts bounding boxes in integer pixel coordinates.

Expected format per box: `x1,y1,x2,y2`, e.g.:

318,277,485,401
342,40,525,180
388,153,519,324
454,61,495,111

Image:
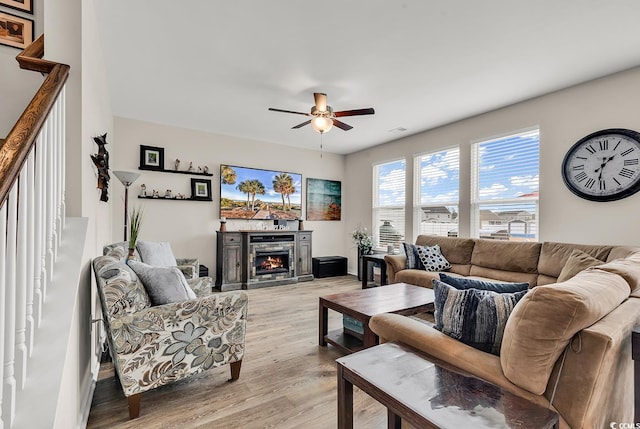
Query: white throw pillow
136,241,178,267
127,260,196,305
417,244,452,272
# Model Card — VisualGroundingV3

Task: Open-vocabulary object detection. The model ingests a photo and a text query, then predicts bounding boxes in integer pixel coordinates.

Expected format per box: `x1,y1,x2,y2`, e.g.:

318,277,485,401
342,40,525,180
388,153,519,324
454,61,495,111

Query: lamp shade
113,171,140,187
311,116,333,134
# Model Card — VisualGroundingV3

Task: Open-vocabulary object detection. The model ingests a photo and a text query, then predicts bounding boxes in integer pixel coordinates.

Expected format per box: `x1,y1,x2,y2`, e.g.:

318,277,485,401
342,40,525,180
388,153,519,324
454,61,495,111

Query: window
471,128,539,241
373,159,406,249
414,147,459,238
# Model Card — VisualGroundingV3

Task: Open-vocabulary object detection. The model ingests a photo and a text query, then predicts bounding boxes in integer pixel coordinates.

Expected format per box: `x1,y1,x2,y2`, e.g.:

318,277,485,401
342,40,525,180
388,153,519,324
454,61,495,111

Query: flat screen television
220,164,302,220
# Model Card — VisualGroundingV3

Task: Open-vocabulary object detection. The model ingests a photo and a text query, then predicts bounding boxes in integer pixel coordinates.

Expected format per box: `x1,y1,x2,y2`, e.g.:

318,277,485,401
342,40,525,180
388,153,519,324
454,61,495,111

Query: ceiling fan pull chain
320,132,323,158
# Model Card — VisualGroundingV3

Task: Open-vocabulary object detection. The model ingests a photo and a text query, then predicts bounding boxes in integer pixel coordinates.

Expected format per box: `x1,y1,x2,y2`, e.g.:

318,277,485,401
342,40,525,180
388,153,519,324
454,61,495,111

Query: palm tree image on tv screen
220,164,302,220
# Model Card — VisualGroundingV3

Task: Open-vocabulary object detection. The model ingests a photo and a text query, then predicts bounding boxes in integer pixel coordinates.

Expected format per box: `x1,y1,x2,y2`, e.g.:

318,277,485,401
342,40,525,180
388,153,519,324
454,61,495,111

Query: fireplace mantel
215,230,313,291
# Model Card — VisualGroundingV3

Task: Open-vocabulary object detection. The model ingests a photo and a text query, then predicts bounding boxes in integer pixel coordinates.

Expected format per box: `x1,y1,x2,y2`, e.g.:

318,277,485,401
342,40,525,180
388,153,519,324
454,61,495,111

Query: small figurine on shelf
164,189,173,198
203,165,209,174
152,190,160,198
198,166,203,173
174,159,180,171
176,193,185,199
140,183,147,197
187,162,194,172
219,216,227,232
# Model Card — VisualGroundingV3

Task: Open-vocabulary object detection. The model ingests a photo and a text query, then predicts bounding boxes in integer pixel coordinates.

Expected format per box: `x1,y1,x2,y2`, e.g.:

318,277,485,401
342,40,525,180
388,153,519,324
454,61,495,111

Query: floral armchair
103,241,200,279
93,246,248,419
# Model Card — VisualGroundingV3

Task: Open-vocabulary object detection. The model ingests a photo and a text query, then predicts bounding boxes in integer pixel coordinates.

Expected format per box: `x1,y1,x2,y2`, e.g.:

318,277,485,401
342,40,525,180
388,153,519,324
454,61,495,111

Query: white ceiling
94,1,640,155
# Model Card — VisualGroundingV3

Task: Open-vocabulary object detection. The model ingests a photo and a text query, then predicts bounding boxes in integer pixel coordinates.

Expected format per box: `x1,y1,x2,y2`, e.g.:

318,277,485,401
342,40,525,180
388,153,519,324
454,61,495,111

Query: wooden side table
361,253,388,289
337,342,558,429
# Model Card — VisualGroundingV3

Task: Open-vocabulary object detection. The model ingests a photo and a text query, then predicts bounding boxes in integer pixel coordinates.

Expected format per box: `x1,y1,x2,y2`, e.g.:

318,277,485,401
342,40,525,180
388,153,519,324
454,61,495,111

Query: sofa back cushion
500,269,630,395
415,235,475,276
468,239,540,285
536,242,612,285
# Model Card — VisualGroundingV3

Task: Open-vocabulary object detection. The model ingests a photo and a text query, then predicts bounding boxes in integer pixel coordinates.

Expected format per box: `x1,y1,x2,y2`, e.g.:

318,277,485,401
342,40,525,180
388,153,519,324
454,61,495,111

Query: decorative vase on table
127,208,143,262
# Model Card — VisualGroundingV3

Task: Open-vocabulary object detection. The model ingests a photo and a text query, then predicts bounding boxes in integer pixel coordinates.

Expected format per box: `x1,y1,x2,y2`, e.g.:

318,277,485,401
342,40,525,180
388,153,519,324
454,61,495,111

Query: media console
215,230,313,291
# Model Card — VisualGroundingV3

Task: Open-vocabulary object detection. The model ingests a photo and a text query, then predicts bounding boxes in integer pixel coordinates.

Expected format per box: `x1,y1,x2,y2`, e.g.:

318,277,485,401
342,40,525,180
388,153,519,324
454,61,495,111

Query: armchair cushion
136,240,178,267
128,260,196,305
93,256,150,317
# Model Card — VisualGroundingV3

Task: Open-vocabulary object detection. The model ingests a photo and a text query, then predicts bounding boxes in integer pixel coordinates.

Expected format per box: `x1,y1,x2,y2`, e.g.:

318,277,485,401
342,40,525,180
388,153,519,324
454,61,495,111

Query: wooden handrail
0,34,70,207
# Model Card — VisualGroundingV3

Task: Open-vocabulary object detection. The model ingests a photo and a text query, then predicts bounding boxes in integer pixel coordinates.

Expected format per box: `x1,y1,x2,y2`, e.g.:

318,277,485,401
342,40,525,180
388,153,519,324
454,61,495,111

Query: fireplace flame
260,256,284,270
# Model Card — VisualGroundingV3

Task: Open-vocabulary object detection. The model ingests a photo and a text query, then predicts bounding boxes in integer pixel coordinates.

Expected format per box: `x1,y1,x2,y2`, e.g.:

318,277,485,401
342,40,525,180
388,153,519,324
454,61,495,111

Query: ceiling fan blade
314,93,327,111
333,108,375,117
332,119,353,131
268,108,312,117
292,120,311,129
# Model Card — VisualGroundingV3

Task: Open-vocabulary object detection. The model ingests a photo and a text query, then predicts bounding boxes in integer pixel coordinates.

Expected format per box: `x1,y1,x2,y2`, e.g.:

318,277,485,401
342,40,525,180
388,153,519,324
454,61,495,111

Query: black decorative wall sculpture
90,133,110,202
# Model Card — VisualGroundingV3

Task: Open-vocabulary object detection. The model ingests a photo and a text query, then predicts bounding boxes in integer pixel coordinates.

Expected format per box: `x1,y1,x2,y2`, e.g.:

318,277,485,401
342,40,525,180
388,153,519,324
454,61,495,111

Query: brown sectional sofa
372,235,640,429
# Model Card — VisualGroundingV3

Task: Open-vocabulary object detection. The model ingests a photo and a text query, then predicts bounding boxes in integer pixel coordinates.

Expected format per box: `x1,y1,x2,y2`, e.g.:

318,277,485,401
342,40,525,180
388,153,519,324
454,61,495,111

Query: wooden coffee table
337,342,559,429
319,283,434,354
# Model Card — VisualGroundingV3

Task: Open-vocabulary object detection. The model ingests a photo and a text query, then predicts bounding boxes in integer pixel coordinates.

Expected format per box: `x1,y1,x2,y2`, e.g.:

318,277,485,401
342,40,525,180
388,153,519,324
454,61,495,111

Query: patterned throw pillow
433,279,527,355
417,244,452,272
402,242,425,270
438,273,529,293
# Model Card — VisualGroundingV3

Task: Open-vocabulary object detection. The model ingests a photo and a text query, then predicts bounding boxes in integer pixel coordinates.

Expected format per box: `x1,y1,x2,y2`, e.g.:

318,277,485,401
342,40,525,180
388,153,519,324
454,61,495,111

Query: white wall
112,117,346,273
344,66,640,273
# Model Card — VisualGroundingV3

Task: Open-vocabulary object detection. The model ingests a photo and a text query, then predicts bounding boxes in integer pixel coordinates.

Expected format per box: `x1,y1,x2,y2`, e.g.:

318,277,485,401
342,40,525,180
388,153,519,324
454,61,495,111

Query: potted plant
128,207,143,260
352,225,374,280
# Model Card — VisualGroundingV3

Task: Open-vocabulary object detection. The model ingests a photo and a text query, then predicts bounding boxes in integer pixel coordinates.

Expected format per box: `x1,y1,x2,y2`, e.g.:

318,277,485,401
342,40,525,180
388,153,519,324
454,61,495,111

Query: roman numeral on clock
574,171,588,182
599,140,609,151
624,159,639,166
599,179,606,190
619,168,635,179
621,148,635,156
572,165,584,170
585,145,597,154
585,178,596,189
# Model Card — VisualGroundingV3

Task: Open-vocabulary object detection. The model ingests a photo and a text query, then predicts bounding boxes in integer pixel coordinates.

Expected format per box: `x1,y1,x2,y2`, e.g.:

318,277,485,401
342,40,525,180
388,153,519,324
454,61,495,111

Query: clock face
562,128,640,202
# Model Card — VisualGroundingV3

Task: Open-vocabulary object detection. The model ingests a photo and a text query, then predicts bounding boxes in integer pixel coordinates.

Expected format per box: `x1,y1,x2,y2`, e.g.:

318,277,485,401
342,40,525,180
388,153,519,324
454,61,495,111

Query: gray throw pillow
438,273,529,293
433,279,527,355
136,240,178,267
127,260,196,305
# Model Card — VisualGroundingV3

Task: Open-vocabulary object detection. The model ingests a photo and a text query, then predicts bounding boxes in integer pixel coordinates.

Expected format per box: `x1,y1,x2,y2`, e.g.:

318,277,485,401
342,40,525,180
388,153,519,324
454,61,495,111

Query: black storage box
199,265,209,277
312,256,348,278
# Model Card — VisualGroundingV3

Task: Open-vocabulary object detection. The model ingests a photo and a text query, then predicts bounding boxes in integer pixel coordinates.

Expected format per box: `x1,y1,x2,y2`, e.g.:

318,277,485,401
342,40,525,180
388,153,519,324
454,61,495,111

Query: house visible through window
414,147,459,238
373,159,406,249
471,128,540,241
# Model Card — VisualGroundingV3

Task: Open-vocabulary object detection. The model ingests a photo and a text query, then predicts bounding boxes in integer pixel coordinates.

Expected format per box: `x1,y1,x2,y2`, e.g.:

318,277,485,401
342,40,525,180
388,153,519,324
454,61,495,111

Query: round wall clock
562,128,640,202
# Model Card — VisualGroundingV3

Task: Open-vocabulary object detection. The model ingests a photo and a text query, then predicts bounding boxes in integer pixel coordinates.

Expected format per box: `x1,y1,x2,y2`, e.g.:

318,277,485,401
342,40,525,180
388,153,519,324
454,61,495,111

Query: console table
337,342,559,429
216,230,313,291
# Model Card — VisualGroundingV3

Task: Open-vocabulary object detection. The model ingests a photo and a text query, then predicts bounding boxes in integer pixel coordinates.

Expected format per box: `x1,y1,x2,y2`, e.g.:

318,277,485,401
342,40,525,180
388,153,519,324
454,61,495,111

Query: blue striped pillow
402,242,425,270
433,279,527,355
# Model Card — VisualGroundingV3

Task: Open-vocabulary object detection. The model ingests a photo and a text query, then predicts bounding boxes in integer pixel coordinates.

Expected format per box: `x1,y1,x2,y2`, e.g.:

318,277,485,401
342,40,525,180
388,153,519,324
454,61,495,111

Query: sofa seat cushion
433,280,527,355
439,273,529,293
128,260,197,305
556,249,603,282
500,269,630,395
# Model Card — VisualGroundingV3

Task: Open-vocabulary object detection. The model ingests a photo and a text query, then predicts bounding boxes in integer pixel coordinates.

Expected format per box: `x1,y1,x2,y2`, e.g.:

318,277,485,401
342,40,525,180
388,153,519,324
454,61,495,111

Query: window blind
373,159,406,249
414,147,459,238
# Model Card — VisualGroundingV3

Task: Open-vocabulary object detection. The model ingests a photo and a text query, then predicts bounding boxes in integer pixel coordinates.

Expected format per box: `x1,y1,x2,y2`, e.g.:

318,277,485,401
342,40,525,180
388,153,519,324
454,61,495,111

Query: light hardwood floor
87,276,391,428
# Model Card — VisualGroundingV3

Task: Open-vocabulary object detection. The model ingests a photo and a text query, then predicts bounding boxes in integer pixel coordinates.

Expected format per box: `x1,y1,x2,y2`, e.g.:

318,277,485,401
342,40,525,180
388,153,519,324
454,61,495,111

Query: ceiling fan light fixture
311,116,333,134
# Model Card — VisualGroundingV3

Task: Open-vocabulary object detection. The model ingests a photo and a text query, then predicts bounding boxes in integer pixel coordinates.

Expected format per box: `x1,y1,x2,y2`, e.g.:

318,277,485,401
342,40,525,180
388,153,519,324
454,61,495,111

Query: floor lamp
113,171,141,241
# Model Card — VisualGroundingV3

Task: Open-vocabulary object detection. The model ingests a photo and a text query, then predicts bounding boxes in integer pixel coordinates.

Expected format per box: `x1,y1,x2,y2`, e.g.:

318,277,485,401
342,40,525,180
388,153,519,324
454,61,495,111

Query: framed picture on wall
191,178,212,201
306,178,342,221
0,11,33,50
0,0,33,14
139,145,165,171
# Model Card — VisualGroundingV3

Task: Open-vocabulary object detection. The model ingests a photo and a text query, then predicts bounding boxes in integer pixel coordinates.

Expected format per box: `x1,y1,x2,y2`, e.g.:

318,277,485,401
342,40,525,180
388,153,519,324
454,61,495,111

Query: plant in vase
352,225,374,281
128,207,143,260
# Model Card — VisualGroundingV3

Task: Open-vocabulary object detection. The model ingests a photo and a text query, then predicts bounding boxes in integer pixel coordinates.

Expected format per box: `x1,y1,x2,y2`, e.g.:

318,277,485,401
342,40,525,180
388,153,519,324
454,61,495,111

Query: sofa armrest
108,291,248,396
368,313,556,413
384,254,406,283
186,276,214,297
176,258,199,279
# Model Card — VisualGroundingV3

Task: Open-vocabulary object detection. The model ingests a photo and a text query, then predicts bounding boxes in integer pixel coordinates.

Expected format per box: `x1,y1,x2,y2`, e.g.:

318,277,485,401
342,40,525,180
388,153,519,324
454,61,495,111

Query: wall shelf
138,166,213,177
137,196,212,202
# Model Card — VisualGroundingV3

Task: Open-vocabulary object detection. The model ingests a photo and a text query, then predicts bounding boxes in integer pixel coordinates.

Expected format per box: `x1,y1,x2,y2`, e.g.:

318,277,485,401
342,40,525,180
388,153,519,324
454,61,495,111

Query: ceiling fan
268,92,375,133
